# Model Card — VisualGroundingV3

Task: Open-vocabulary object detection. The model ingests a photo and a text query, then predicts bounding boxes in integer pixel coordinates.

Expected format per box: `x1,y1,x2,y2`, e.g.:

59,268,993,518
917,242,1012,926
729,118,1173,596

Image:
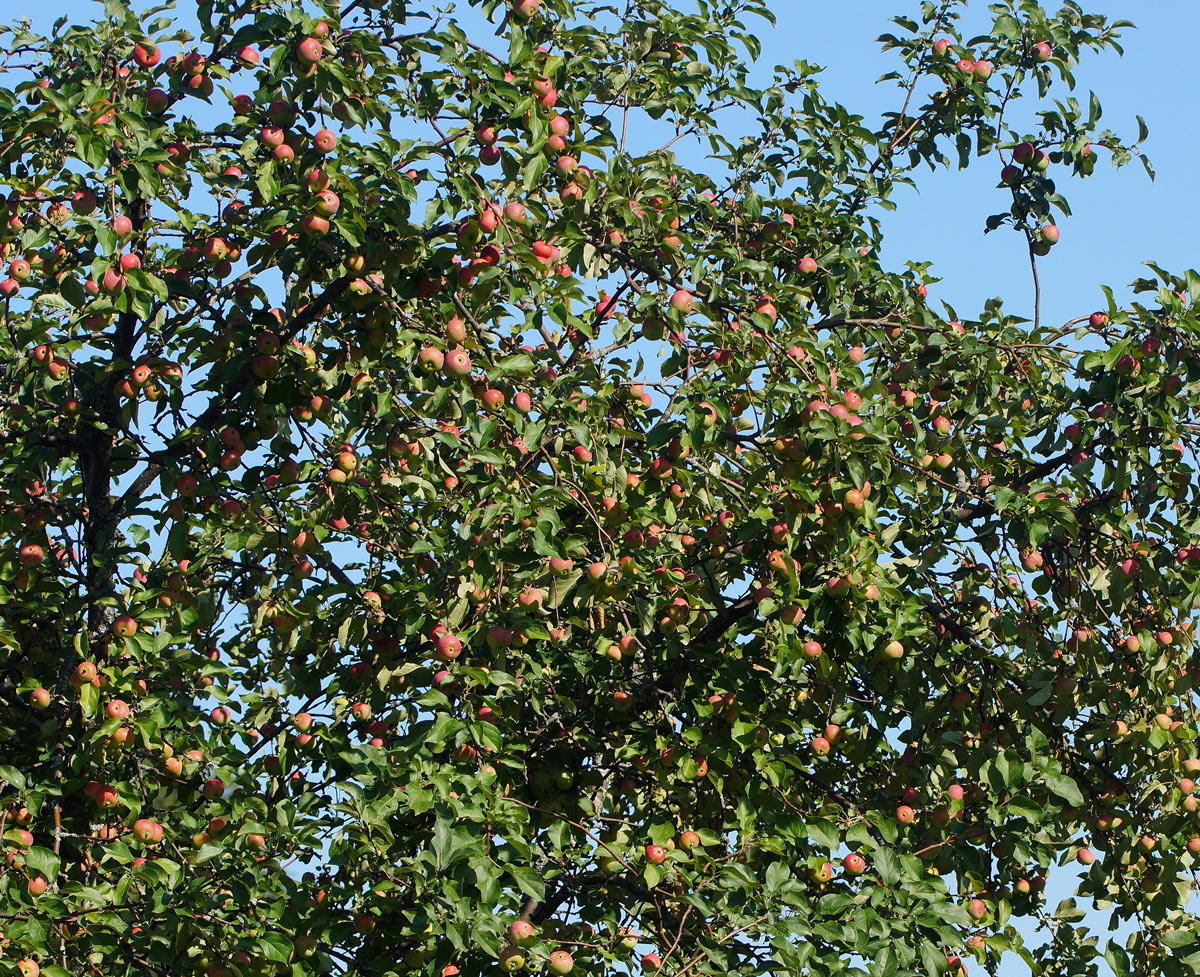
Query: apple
895,805,915,824
669,289,693,312
30,687,51,709
132,42,160,67
313,128,337,153
445,348,472,375
1033,41,1052,62
642,955,662,973
300,214,329,238
842,852,866,875
18,543,44,566
113,615,138,638
498,947,525,972
296,37,323,65
512,0,541,20
645,844,667,864
548,950,573,975
417,347,444,373
436,633,462,660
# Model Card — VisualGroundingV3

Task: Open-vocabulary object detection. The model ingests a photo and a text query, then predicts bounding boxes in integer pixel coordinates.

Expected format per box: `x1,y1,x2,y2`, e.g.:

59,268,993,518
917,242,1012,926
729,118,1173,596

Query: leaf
1041,770,1084,807
24,845,61,881
0,764,26,790
874,847,901,885
508,864,545,902
79,681,98,719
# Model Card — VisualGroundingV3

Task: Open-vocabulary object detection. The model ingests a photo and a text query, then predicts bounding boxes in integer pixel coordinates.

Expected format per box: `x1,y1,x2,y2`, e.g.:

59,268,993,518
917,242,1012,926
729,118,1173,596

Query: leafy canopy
0,0,1195,976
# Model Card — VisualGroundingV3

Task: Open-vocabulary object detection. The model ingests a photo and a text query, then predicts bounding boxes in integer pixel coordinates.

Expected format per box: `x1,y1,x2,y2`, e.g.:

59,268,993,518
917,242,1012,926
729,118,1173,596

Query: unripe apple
809,861,833,883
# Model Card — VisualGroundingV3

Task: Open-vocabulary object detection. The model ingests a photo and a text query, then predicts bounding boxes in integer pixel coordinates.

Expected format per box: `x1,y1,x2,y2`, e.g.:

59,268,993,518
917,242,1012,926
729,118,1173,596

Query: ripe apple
417,347,444,373
300,214,329,238
313,191,340,216
512,0,541,21
296,37,323,65
842,852,866,875
132,42,161,67
645,844,667,864
113,615,138,638
548,950,573,975
444,348,472,375
669,289,693,313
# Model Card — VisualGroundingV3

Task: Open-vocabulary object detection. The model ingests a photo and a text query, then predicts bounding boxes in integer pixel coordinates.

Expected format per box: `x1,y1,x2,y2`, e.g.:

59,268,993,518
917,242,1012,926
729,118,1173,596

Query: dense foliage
2,0,1198,975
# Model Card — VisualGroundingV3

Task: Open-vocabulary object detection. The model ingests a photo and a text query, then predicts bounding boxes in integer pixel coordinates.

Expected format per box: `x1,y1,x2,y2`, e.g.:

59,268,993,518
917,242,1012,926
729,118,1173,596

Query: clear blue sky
14,0,1195,971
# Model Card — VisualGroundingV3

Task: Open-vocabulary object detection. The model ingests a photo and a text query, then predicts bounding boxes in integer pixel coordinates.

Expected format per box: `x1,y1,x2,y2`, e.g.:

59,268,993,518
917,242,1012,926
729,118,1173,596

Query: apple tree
0,0,1197,975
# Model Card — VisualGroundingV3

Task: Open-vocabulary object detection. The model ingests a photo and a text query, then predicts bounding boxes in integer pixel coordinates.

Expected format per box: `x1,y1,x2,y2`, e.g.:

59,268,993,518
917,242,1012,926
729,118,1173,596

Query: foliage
0,0,1193,975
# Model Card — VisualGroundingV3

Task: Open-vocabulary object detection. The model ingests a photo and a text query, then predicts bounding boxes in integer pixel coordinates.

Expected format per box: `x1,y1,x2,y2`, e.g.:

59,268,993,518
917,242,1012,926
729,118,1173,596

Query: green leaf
508,864,545,902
